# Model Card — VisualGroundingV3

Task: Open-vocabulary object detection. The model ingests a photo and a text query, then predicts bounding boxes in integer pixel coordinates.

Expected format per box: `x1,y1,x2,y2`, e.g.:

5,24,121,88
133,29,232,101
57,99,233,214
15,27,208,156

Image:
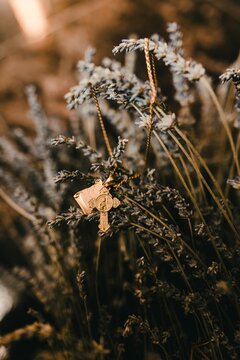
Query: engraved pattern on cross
89,187,120,232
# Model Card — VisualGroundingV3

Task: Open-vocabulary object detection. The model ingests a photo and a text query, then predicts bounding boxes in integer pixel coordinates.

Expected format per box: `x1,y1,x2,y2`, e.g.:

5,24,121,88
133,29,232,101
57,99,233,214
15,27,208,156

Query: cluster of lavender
0,23,240,360
220,68,240,129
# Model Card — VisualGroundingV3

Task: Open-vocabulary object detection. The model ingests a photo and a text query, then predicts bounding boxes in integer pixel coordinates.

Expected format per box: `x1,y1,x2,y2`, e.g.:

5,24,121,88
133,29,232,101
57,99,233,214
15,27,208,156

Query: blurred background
0,0,239,135
0,1,239,358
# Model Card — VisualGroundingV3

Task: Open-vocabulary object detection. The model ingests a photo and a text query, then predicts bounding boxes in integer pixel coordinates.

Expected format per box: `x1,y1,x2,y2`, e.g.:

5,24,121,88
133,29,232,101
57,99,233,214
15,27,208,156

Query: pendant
73,179,120,232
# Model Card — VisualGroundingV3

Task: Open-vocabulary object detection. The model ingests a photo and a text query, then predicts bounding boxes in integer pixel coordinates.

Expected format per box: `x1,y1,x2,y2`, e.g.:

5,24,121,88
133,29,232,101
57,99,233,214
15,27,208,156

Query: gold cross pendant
73,179,120,232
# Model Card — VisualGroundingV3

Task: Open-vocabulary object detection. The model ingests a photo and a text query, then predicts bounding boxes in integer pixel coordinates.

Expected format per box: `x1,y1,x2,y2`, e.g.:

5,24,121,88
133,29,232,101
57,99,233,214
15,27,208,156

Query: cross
74,180,120,232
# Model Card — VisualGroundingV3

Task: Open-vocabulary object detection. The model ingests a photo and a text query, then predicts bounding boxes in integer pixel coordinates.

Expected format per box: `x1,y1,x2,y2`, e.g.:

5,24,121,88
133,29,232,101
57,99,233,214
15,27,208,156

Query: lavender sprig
51,135,102,161
113,38,205,81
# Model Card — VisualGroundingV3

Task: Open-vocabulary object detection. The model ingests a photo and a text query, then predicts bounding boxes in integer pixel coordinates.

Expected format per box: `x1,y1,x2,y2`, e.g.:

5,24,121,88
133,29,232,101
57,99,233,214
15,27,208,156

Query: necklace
73,177,120,232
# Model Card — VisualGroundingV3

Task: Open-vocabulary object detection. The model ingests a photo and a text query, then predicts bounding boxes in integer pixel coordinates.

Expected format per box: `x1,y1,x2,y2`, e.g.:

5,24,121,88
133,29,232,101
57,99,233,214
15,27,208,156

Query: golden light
8,0,48,41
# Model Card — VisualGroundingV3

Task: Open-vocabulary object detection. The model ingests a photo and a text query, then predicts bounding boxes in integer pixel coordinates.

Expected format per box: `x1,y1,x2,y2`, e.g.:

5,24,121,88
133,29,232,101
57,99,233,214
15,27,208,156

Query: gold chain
91,87,140,189
91,87,113,157
144,38,157,163
150,51,158,89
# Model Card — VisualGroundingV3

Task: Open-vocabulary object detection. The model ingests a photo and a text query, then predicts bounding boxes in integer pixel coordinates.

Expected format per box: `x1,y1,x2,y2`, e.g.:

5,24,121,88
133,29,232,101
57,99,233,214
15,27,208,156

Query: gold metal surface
74,179,120,232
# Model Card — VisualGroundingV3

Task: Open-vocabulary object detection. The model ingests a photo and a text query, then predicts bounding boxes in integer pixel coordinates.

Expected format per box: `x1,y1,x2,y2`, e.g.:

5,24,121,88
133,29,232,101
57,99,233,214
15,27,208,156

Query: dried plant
0,23,240,360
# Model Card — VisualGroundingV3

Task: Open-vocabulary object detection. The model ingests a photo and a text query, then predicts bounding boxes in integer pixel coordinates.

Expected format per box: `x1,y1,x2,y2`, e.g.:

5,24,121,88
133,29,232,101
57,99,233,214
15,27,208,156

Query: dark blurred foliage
0,2,240,359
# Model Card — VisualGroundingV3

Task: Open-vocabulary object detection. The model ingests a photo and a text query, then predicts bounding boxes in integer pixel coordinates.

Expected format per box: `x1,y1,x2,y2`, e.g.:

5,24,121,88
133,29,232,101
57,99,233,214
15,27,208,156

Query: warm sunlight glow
0,283,13,321
8,0,48,40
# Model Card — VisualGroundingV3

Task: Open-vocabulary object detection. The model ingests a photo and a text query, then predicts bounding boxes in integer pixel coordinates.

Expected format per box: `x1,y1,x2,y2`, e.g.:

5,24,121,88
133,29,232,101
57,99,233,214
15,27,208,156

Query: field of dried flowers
0,23,240,359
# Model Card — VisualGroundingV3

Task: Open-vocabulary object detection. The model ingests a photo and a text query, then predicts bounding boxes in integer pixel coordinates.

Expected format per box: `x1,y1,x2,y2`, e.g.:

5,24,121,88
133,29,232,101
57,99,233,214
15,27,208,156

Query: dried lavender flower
220,68,240,128
113,37,205,81
227,176,240,190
